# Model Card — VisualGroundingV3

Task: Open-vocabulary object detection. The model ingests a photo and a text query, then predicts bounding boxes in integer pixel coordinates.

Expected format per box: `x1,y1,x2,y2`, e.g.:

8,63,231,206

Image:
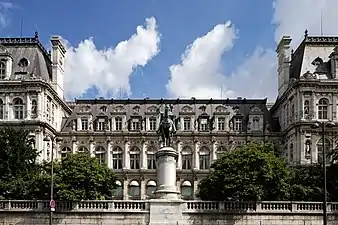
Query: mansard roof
0,32,52,81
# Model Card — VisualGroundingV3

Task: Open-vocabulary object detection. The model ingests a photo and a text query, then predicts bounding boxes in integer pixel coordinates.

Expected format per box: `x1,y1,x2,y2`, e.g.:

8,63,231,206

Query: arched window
128,180,140,197
318,98,329,120
146,180,156,197
61,147,72,158
181,180,193,199
0,98,4,119
0,61,6,79
182,146,192,170
95,146,106,164
112,146,123,170
317,138,331,164
13,98,24,119
289,143,294,163
77,146,89,153
114,180,123,198
199,146,210,169
130,146,140,169
147,146,157,169
216,146,227,159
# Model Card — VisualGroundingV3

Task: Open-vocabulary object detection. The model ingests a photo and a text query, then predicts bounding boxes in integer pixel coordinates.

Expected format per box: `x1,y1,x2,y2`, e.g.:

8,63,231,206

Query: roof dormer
0,45,12,80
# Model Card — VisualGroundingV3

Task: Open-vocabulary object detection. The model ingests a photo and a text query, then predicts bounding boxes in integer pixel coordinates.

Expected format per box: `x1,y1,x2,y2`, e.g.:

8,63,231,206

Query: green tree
0,127,40,199
289,165,323,201
197,143,291,201
36,153,118,201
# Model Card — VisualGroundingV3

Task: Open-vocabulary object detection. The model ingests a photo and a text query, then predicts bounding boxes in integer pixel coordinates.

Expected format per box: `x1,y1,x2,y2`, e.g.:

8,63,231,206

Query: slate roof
0,32,52,81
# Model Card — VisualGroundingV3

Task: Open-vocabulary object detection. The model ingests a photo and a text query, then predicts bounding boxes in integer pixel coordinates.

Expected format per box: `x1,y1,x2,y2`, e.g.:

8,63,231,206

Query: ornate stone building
0,31,338,200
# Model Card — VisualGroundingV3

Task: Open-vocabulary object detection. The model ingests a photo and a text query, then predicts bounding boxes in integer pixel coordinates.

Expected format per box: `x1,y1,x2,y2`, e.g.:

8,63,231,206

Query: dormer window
234,118,242,131
0,61,6,79
100,106,107,113
218,117,226,131
131,118,140,131
199,118,208,131
252,117,260,130
18,58,29,67
97,118,105,131
183,117,191,131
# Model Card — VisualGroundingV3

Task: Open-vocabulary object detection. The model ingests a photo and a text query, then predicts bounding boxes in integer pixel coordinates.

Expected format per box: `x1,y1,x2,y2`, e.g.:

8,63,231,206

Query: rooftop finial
34,31,39,39
304,29,308,38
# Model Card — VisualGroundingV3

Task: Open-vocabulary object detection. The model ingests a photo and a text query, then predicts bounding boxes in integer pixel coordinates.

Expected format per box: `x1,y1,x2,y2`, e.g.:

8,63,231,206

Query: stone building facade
0,32,338,200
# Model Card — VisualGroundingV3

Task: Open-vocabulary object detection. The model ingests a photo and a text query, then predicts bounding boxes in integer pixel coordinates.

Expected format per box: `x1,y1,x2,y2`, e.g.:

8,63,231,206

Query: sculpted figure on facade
229,120,233,131
107,119,111,131
305,140,311,156
157,104,176,147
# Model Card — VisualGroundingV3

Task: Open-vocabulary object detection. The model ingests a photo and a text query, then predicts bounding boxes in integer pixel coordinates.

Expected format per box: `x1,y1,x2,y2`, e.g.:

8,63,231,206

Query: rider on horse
157,104,176,147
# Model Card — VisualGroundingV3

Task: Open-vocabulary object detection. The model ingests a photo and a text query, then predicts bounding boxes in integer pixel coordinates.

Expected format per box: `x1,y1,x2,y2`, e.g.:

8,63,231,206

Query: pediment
215,105,227,113
132,105,140,114
79,105,91,112
147,105,158,113
250,106,262,113
113,105,124,112
181,105,193,113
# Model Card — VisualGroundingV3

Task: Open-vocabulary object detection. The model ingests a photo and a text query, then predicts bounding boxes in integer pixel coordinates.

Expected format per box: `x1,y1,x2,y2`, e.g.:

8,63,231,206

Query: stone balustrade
1,200,338,214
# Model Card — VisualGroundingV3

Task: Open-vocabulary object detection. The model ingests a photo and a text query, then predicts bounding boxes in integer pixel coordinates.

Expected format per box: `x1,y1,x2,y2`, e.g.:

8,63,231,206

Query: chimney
50,36,67,98
276,36,292,97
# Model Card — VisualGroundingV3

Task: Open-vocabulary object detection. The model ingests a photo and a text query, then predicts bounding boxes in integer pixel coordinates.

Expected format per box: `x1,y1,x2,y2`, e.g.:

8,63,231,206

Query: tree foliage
198,143,291,201
36,153,117,201
0,127,40,200
0,127,117,201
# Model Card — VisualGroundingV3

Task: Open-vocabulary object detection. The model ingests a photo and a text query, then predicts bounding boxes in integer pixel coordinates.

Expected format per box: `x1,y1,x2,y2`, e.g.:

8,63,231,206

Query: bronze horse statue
157,104,176,147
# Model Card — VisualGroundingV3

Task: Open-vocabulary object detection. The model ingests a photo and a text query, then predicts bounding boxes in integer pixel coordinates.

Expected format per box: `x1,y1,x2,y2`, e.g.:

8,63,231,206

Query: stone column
123,140,130,169
153,146,179,199
107,141,112,168
176,141,182,169
141,141,147,169
25,94,31,119
194,141,200,170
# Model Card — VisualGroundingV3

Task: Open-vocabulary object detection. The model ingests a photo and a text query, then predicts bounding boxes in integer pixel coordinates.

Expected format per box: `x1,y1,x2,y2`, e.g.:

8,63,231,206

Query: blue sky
1,0,338,101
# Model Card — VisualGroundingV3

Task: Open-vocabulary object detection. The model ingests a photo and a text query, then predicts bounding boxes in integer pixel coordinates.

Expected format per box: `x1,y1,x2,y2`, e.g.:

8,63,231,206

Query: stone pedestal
153,146,180,199
148,199,184,225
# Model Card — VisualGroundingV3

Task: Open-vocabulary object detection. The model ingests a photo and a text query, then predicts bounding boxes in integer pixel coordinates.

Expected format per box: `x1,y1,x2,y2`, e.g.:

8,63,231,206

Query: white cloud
0,2,12,28
167,0,338,102
64,17,160,100
166,21,237,99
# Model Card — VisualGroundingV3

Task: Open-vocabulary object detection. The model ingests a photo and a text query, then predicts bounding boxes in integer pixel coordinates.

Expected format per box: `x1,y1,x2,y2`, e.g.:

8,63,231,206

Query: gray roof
0,32,52,81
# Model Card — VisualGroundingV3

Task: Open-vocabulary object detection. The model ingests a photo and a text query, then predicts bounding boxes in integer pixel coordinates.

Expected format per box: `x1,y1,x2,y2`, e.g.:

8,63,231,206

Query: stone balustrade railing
1,200,338,214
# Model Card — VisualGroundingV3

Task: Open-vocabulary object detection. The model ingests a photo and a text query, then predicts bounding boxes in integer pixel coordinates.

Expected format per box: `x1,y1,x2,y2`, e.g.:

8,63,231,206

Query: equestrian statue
157,104,176,147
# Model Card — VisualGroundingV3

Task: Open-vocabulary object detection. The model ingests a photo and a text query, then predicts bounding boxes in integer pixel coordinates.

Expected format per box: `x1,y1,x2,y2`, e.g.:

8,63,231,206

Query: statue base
153,146,180,200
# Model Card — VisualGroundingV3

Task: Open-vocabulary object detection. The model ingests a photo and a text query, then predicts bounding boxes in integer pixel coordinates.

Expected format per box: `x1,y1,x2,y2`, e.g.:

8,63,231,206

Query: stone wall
1,200,338,225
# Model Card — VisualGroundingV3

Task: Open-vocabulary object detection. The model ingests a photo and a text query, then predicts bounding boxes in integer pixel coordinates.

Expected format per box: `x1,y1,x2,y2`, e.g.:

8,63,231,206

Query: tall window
114,181,123,198
112,146,123,170
149,117,157,131
131,118,140,131
318,98,329,120
317,138,331,164
97,118,105,131
95,146,106,164
199,118,208,131
77,146,89,153
0,61,6,79
218,117,225,131
146,180,156,197
128,180,140,197
13,98,24,119
61,147,72,158
147,146,157,169
183,117,191,131
182,147,192,169
130,146,140,169
199,146,210,170
181,180,193,199
252,117,260,130
115,117,122,130
0,98,3,119
216,146,227,159
234,118,242,131
51,104,55,124
81,117,88,130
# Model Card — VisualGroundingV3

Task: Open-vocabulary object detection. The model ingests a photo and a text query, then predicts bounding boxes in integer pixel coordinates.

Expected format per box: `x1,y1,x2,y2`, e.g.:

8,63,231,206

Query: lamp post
43,135,62,225
311,121,336,225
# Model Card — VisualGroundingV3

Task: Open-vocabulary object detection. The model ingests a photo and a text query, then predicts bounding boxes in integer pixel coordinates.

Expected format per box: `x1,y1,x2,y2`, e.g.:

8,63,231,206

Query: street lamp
311,121,336,225
43,135,62,225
